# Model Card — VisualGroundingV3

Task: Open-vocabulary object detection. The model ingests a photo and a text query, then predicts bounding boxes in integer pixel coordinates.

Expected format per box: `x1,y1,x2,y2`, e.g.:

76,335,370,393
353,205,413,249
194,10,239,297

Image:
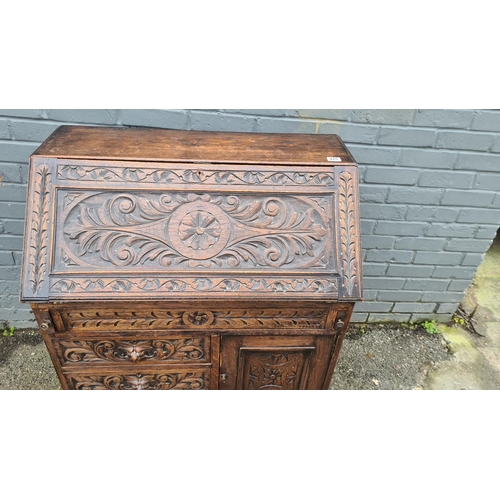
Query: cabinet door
219,335,336,390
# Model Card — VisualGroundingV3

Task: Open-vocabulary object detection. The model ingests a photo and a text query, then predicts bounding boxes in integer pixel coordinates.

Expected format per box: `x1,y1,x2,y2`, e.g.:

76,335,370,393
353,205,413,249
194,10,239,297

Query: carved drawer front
52,335,210,367
66,368,210,390
220,335,336,390
49,304,332,333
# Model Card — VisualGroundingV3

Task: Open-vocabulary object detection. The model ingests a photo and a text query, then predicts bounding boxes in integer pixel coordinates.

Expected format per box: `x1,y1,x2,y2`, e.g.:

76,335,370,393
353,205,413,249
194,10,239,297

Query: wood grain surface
32,126,356,164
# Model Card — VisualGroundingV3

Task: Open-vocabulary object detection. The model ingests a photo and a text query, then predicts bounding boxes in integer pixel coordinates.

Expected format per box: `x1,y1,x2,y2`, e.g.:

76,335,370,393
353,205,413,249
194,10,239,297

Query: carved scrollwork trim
59,338,206,363
57,164,335,187
50,276,339,297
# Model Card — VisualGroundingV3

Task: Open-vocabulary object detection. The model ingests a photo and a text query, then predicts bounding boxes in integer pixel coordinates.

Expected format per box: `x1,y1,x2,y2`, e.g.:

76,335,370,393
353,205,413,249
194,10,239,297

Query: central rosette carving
178,211,221,250
182,310,215,328
169,200,231,260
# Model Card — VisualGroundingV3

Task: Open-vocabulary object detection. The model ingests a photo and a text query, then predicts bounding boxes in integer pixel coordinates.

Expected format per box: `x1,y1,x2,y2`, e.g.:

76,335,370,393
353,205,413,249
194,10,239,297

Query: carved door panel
219,335,336,390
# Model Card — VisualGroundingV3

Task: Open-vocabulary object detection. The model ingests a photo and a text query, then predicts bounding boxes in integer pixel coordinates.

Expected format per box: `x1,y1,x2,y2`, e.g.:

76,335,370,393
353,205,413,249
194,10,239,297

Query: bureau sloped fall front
20,126,363,390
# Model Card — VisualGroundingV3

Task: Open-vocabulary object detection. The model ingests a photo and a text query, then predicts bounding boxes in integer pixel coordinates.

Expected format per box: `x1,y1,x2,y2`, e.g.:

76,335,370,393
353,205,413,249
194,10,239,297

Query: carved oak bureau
20,126,363,390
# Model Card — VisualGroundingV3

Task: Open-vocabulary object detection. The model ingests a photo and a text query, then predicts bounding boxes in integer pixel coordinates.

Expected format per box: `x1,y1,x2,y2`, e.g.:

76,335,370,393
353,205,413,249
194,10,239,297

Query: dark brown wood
33,126,356,165
32,307,69,390
35,301,347,333
219,335,336,390
20,158,363,302
210,334,221,390
65,368,211,390
21,126,363,390
322,305,354,389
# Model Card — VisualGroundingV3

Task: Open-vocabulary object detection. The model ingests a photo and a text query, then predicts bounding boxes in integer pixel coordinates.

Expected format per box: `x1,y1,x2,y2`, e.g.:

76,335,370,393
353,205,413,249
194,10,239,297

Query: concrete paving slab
424,231,500,390
424,325,500,390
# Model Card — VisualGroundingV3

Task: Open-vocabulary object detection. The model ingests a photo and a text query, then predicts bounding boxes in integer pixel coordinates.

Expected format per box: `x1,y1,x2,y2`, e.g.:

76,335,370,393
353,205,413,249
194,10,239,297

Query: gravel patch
0,329,60,390
330,323,453,390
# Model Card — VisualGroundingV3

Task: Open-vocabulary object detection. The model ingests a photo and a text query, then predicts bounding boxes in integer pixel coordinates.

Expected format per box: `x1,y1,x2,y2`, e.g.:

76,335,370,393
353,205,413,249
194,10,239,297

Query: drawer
45,302,337,333
66,367,210,390
51,335,210,366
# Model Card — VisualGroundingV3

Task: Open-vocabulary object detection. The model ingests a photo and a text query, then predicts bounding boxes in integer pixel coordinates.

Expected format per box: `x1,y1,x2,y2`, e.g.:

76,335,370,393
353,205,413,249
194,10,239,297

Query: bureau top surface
32,126,356,165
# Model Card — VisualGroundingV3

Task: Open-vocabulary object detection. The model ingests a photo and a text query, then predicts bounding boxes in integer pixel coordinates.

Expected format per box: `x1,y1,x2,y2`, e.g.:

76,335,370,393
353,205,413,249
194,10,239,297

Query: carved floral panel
56,191,332,271
239,349,313,390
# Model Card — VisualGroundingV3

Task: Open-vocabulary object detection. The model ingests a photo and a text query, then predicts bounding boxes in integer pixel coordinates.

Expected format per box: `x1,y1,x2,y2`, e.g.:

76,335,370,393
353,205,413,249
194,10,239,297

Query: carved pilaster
337,167,362,298
22,158,55,300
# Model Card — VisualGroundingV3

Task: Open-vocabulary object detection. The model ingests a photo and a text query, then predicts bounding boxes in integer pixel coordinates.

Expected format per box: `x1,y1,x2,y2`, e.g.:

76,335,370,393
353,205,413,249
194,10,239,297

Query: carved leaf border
66,310,184,329
28,163,51,295
338,170,360,297
64,308,327,330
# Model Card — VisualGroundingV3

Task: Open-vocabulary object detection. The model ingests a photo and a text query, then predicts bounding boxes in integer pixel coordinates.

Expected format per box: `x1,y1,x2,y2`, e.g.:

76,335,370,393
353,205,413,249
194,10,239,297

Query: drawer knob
40,321,51,330
220,373,227,383
336,319,345,331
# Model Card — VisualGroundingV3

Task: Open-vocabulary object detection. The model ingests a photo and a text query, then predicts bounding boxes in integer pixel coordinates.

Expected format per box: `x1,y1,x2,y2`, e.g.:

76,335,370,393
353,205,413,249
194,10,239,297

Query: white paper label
327,156,342,162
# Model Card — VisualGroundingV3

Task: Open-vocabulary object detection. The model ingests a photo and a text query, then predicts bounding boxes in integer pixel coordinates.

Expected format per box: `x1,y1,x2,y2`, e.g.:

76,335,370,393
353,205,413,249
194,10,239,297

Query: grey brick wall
0,109,499,327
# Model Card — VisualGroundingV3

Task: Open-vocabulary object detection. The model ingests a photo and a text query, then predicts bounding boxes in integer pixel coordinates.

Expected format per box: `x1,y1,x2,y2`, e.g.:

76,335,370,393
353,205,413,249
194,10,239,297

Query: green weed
401,319,439,335
2,325,15,337
421,320,439,335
